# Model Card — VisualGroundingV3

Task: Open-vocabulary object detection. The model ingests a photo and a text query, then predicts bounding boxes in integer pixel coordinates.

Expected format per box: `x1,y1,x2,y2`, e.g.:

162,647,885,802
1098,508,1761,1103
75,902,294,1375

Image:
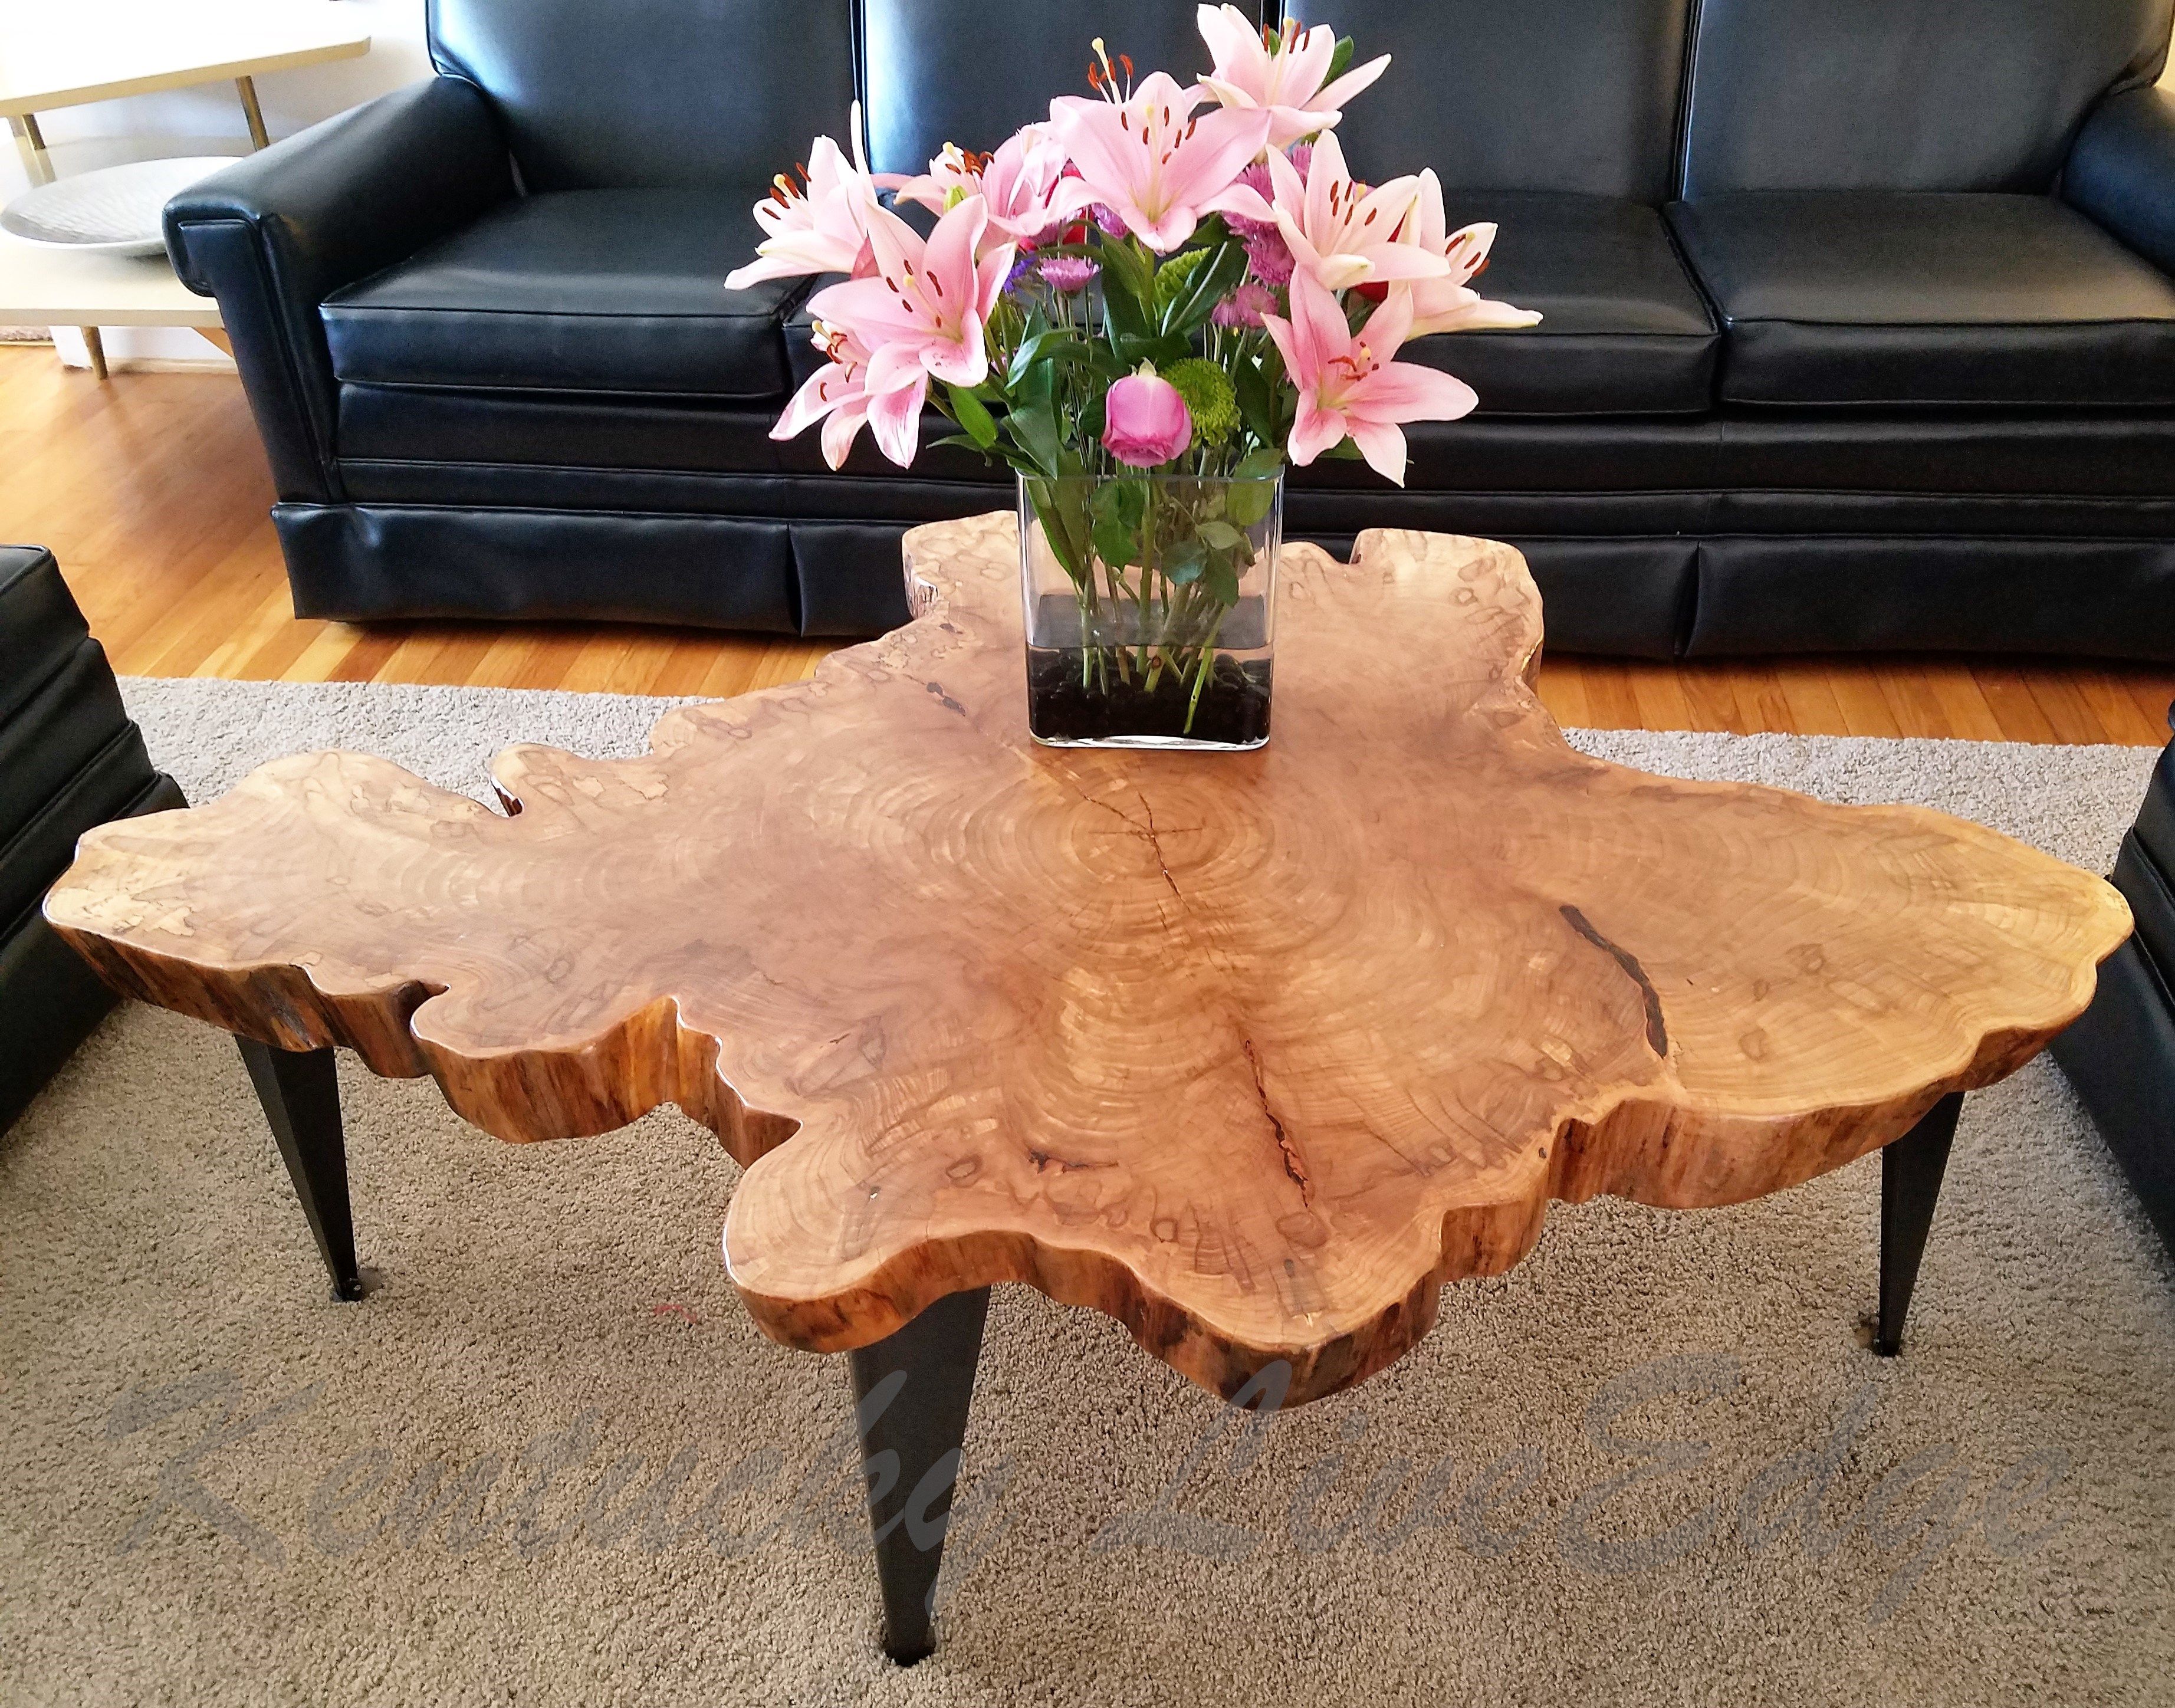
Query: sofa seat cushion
1394,194,1718,416
321,189,798,399
1667,192,2175,407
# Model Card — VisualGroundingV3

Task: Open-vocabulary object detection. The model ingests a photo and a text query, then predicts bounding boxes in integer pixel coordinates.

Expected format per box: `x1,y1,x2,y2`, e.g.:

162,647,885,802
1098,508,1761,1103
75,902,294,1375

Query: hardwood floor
6,346,2173,743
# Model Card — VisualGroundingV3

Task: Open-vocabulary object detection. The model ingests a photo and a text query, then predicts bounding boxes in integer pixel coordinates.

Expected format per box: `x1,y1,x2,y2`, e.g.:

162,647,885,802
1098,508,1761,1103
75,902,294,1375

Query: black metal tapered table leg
847,1285,991,1664
236,1036,363,1302
1876,1091,1964,1356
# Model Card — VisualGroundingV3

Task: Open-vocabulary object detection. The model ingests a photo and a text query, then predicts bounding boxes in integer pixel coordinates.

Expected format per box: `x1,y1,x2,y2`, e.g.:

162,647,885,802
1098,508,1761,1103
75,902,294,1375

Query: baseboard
50,327,235,374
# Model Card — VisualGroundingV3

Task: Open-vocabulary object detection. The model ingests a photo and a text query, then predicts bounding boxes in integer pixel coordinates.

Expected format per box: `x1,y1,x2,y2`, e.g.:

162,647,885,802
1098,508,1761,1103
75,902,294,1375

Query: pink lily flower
1266,132,1450,294
770,321,876,470
725,104,886,290
1393,171,1543,337
1048,71,1273,252
1261,273,1477,487
1196,5,1392,149
804,196,1016,468
893,126,1077,248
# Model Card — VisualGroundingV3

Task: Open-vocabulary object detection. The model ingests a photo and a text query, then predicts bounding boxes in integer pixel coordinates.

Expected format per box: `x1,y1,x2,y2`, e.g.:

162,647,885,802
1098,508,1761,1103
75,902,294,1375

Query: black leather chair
2052,706,2175,1259
166,0,2175,659
0,547,185,1132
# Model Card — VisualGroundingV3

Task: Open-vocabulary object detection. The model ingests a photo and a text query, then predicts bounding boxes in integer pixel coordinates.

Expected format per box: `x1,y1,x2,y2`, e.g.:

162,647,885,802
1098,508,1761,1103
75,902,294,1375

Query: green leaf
1004,331,1050,387
1201,555,1242,607
1006,324,1093,389
1099,235,1157,307
1083,341,1129,382
1224,448,1283,525
1151,248,1211,318
1011,352,1054,411
1114,333,1191,372
1160,241,1249,339
1326,35,1355,83
1164,538,1209,585
1006,402,1061,479
1089,478,1146,570
1092,514,1138,571
1232,357,1279,451
1092,477,1148,531
1026,478,1093,581
1197,520,1245,550
1104,284,1153,343
1099,238,1158,343
947,384,999,449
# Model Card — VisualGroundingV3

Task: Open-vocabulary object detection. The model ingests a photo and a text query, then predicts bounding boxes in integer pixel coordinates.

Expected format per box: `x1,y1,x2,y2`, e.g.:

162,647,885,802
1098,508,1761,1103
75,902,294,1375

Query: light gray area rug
1,677,2169,1708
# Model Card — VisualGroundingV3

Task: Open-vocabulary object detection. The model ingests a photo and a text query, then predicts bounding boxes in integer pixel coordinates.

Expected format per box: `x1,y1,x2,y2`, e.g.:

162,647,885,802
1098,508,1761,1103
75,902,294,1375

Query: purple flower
1243,228,1295,287
1038,255,1099,293
1002,251,1036,295
1103,370,1192,467
1090,202,1129,238
1211,281,1278,329
1227,143,1311,241
1226,162,1277,239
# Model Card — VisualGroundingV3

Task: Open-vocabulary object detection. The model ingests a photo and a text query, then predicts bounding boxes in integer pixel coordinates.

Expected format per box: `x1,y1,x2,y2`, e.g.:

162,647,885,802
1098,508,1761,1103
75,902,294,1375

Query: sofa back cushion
1289,1,1692,203
428,0,857,190
862,1,1236,176
1680,0,2173,196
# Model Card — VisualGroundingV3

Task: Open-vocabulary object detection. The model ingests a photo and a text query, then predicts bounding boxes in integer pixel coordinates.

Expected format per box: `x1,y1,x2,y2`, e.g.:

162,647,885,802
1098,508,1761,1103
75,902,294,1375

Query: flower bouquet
728,5,1536,748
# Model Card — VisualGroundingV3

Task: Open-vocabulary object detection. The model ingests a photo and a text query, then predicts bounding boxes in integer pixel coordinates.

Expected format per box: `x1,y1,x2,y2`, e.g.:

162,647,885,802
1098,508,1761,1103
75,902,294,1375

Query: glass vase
1017,471,1281,750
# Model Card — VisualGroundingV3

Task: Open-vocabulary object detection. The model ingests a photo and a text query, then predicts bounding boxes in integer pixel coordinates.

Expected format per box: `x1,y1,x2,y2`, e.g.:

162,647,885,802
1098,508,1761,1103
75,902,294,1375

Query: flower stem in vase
1184,609,1228,735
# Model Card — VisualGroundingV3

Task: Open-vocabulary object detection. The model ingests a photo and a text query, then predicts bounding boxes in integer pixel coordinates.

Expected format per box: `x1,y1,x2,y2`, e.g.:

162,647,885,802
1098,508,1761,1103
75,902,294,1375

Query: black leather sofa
0,548,185,1133
166,0,2175,659
2052,707,2175,1258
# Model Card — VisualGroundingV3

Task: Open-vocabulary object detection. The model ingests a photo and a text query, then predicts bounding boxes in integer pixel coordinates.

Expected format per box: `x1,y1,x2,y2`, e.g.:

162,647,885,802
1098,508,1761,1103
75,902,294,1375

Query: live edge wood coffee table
46,517,2129,1661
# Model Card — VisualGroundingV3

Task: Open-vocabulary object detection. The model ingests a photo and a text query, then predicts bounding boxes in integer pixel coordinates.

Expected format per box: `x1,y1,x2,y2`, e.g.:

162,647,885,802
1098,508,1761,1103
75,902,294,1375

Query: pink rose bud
1102,370,1192,468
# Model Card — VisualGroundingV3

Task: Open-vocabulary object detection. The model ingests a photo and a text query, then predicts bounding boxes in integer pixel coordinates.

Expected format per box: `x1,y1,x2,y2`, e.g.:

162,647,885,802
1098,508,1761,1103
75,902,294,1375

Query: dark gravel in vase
1024,648,1273,749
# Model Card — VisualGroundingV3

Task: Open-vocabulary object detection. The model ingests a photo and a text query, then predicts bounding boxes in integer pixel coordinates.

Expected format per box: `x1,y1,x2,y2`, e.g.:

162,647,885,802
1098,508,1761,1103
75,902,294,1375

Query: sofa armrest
2065,85,2175,281
163,77,514,502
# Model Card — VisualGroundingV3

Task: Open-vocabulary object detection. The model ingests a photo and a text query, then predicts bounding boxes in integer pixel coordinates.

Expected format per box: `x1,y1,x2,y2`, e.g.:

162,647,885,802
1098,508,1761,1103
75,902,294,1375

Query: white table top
0,227,221,326
1,0,369,117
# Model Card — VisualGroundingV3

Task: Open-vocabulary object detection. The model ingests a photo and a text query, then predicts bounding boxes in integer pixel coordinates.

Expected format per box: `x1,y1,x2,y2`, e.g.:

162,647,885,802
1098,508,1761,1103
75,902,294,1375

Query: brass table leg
235,76,271,150
11,113,110,378
8,111,55,184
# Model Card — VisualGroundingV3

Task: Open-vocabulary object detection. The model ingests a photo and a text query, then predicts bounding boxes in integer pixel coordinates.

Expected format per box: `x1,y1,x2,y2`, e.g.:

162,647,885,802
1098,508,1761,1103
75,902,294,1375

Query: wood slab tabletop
45,515,2132,1401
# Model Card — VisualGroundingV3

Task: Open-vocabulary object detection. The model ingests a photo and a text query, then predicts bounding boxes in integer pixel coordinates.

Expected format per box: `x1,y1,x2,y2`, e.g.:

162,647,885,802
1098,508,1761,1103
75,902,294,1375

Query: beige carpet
2,679,2171,1708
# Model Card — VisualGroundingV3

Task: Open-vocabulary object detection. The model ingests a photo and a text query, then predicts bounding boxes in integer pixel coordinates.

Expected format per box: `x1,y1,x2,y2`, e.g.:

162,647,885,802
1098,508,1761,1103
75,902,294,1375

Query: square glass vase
1017,471,1282,751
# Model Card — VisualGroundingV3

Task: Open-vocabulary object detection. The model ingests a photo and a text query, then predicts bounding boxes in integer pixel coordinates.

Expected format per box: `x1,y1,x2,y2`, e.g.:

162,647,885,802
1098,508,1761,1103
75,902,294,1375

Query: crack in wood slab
1559,902,1671,1059
1243,1038,1312,1207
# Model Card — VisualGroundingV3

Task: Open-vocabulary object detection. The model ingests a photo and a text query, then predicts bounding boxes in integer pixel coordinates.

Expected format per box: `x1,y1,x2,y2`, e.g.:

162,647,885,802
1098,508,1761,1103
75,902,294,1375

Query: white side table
0,0,369,376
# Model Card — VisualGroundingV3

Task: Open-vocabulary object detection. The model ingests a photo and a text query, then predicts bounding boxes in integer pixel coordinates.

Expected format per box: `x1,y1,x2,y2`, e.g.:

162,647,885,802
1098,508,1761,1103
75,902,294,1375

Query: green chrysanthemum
1163,358,1240,447
1151,249,1211,317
